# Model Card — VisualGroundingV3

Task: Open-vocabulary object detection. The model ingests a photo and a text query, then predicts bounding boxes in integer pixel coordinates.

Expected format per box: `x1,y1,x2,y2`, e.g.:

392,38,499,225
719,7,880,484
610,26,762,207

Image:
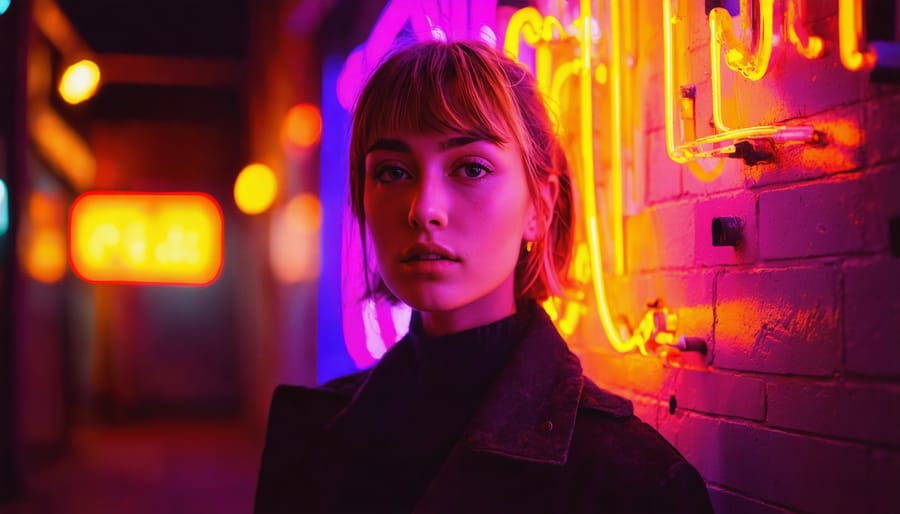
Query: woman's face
363,130,538,335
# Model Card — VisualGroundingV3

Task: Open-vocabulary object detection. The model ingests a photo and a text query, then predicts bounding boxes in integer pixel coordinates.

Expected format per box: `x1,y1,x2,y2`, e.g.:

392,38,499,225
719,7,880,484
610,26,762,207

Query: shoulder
265,369,371,432
578,376,634,418
319,369,372,397
573,377,683,473
569,378,713,513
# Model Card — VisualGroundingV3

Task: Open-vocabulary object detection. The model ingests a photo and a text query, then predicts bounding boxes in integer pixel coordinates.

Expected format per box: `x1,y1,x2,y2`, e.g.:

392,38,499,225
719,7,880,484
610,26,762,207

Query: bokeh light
234,163,278,215
281,104,323,148
58,59,101,105
0,0,10,16
69,192,223,285
20,192,67,284
0,179,8,236
269,192,322,283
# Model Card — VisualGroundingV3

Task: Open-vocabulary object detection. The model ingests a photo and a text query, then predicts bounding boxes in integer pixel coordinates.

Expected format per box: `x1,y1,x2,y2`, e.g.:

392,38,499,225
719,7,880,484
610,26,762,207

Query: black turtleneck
318,303,536,513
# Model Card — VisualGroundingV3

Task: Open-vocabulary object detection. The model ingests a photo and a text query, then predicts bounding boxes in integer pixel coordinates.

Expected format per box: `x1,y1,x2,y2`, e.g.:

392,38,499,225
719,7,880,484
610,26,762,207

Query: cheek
364,191,407,251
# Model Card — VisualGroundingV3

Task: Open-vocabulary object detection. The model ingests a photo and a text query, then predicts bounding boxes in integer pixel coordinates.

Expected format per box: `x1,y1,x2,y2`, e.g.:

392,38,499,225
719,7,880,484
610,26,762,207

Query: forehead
357,68,517,151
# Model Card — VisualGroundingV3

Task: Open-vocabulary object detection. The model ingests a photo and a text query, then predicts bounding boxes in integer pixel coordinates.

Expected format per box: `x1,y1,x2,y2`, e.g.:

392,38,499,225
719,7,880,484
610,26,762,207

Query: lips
400,242,460,263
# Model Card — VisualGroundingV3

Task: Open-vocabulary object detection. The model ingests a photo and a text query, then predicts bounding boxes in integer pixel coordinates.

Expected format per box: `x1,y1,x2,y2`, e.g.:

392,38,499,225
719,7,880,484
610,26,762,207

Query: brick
672,369,765,420
759,177,870,259
745,105,866,188
682,157,746,197
694,191,759,266
660,415,868,514
580,350,673,398
715,267,840,376
868,93,900,166
643,73,666,132
870,451,900,514
863,164,900,254
655,201,696,269
685,0,712,52
625,210,660,272
724,14,865,127
708,487,794,514
844,258,900,376
767,381,900,446
645,128,682,203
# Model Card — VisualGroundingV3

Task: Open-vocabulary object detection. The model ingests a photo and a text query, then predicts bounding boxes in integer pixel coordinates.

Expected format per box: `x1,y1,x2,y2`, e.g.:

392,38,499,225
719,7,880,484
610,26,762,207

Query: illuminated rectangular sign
69,192,223,285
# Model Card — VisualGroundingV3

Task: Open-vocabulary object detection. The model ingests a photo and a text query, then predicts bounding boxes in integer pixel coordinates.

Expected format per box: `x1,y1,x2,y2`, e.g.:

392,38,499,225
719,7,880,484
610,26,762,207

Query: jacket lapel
413,308,584,513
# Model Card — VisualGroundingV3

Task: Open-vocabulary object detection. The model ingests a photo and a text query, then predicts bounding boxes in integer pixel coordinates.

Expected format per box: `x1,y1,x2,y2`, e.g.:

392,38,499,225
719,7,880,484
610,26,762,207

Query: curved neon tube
788,0,825,59
666,0,816,183
839,0,877,71
577,0,643,354
709,0,774,132
709,0,774,82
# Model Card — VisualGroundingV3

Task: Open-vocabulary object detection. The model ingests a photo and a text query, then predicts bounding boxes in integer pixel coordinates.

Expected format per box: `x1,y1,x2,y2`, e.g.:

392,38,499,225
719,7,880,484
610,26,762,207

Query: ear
524,175,559,241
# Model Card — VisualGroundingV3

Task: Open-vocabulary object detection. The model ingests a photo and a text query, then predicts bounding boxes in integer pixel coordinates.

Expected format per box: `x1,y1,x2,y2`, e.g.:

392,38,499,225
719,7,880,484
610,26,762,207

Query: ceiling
56,0,248,58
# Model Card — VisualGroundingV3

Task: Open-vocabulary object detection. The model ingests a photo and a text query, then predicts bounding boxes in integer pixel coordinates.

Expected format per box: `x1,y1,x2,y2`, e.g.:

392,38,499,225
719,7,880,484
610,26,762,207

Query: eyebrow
366,136,484,155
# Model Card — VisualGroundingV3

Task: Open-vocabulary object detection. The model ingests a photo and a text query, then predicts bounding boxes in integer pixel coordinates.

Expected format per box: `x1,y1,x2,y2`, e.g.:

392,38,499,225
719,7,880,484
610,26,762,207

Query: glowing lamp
59,59,101,105
281,104,323,148
234,163,278,215
69,192,223,285
0,179,8,236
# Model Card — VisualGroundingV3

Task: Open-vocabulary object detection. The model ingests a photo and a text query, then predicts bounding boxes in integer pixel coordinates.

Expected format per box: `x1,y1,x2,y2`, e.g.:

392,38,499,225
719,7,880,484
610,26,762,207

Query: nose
408,175,448,229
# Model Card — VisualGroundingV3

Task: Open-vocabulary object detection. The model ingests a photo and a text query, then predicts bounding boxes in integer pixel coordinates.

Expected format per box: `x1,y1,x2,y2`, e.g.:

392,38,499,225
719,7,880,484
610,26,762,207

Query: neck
419,296,517,336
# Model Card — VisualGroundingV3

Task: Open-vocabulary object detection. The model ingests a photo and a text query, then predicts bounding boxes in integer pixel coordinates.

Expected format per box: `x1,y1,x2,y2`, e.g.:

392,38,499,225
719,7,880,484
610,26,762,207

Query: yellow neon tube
709,0,774,132
504,8,565,96
665,0,816,183
709,0,774,81
788,0,825,59
504,7,543,56
839,0,877,71
506,4,658,353
576,0,643,354
549,59,579,128
709,11,732,133
609,0,624,276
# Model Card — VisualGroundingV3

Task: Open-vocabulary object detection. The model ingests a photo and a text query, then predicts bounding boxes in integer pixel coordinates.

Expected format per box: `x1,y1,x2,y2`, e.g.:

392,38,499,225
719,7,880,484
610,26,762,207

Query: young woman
255,40,713,514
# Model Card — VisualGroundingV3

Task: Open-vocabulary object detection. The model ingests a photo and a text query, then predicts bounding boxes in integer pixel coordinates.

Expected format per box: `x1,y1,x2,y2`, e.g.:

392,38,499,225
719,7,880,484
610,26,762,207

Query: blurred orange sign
69,192,223,285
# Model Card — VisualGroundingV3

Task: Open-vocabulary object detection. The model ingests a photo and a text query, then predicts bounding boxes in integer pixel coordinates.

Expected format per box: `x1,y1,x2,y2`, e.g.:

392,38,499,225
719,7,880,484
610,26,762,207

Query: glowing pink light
336,0,500,111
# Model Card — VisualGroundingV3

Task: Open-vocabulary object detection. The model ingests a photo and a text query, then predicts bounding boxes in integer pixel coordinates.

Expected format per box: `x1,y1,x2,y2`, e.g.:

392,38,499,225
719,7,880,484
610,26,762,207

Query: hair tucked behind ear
349,39,575,303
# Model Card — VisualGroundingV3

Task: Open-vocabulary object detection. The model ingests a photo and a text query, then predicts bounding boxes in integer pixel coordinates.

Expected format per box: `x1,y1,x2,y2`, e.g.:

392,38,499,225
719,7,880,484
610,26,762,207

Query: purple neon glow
336,0,500,110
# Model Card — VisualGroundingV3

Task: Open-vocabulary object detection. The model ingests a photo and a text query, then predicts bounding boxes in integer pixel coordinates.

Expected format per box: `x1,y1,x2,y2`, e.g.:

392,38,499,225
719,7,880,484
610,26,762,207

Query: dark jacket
255,307,713,513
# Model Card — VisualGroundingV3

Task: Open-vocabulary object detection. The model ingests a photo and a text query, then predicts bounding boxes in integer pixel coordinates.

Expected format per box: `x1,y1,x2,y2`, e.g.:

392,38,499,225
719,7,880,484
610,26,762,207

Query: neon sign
505,1,670,353
69,192,223,285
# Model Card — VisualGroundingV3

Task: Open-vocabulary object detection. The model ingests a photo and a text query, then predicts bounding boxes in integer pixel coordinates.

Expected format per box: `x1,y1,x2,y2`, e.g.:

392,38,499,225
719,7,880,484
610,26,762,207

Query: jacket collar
458,305,585,465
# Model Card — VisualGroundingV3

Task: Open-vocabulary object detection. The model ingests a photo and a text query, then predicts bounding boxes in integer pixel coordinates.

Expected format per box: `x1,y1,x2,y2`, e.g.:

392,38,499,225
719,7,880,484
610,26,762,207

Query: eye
453,160,493,180
374,164,412,183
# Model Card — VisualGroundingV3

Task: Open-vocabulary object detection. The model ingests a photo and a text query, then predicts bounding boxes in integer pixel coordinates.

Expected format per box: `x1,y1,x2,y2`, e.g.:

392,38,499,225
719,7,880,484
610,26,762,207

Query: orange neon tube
788,0,825,59
839,0,877,71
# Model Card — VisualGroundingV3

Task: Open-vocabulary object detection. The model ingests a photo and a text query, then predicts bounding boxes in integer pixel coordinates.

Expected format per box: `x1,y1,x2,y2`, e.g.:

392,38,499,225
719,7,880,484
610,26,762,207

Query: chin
385,282,473,314
392,290,467,313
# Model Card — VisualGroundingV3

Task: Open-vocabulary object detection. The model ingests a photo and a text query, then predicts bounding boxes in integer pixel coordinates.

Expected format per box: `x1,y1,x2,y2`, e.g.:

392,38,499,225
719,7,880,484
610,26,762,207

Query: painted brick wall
572,2,900,513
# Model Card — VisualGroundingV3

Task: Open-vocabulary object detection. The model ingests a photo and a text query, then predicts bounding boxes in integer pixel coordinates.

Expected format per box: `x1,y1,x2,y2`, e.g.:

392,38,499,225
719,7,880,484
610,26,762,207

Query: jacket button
539,420,554,433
